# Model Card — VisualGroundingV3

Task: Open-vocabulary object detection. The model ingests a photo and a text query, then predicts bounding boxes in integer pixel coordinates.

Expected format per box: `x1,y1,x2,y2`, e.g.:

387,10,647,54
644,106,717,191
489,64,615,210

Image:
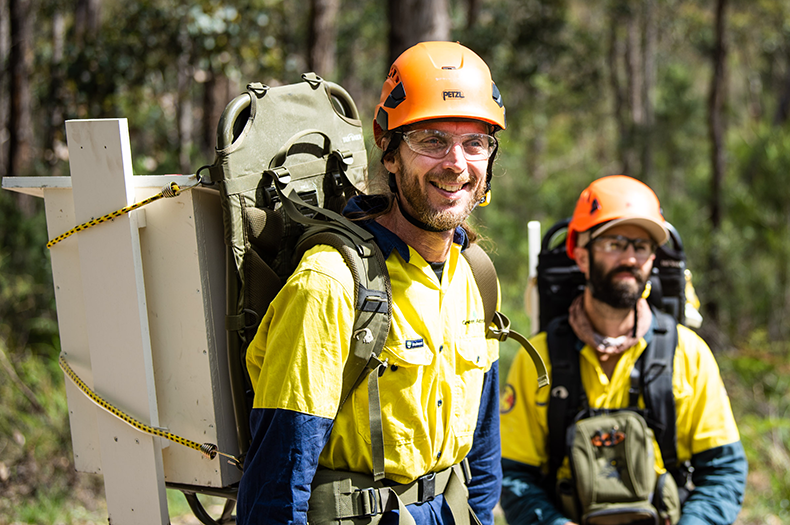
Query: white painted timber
65,118,169,524
134,183,239,486
1,174,241,487
42,187,101,474
1,119,242,522
527,220,542,335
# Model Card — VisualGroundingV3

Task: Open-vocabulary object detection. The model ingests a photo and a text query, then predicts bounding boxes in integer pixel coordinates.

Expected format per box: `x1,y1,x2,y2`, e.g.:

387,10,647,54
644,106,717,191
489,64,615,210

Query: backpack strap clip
462,244,549,388
246,81,269,97
356,487,381,517
264,165,291,184
418,472,436,502
489,312,549,387
331,148,354,166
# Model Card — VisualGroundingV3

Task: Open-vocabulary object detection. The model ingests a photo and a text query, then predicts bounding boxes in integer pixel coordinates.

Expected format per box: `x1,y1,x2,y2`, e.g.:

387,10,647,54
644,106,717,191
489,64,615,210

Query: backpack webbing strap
462,244,497,326
295,227,392,481
368,356,388,481
282,174,393,481
463,244,549,387
546,316,584,483
639,310,679,471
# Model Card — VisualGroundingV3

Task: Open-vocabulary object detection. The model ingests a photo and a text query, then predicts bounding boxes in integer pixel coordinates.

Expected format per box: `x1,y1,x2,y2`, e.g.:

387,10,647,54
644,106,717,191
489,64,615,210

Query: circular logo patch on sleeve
500,383,516,414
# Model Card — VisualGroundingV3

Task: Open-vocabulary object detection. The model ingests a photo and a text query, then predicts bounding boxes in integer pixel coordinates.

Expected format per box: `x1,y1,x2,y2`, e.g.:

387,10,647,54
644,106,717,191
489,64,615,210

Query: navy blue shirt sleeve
236,407,333,525
678,441,747,525
465,361,503,525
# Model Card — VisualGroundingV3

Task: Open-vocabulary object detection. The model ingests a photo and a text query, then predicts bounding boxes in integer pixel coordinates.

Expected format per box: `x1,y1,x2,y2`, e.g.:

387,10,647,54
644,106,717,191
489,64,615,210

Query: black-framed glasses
400,129,497,160
592,235,656,259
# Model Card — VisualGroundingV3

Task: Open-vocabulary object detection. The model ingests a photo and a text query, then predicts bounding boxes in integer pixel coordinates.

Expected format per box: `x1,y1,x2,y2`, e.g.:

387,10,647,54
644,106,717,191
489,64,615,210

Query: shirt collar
343,194,469,262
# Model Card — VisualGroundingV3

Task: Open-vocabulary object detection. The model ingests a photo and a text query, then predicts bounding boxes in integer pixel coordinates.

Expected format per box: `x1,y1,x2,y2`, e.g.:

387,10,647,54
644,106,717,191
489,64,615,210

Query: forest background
1,0,789,523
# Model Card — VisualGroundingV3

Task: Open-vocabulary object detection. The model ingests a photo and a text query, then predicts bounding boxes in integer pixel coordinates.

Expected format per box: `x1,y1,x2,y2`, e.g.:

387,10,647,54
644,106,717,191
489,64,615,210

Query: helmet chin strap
388,172,448,233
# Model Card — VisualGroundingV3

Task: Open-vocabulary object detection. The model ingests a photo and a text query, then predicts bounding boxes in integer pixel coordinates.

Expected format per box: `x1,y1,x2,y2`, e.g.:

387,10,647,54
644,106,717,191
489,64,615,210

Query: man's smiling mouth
431,181,469,193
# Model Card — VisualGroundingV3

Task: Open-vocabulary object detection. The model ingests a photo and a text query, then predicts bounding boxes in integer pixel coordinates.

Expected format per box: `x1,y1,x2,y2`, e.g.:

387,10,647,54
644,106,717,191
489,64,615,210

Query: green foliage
0,192,58,357
717,332,790,524
702,124,790,340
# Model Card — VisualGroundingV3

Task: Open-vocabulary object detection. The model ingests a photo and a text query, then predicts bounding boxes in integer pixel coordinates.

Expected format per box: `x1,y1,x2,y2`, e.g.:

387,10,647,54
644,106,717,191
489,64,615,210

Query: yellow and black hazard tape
46,176,200,249
58,354,242,470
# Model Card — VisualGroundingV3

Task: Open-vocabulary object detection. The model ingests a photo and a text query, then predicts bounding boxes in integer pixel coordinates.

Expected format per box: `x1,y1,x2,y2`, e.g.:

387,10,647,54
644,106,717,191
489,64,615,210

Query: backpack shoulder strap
546,316,586,484
461,243,498,327
463,244,549,387
295,227,392,405
636,309,679,471
544,309,680,483
286,188,393,481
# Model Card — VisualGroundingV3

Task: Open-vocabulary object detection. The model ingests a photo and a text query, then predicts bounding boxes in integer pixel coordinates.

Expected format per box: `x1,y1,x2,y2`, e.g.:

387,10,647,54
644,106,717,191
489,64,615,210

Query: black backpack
536,217,691,333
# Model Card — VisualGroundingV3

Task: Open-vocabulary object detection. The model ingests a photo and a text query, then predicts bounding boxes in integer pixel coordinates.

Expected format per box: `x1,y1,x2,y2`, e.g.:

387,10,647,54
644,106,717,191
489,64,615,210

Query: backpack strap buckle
356,487,381,517
264,166,291,185
417,472,436,502
331,148,354,166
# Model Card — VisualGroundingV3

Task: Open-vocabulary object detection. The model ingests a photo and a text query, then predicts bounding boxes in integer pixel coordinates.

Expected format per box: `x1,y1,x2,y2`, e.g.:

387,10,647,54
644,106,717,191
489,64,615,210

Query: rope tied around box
58,354,244,471
46,175,202,249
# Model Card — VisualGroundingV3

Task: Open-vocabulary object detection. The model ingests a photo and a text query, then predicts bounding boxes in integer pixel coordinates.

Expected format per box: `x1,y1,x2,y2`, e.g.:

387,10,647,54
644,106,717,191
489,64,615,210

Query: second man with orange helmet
499,176,747,525
237,41,507,524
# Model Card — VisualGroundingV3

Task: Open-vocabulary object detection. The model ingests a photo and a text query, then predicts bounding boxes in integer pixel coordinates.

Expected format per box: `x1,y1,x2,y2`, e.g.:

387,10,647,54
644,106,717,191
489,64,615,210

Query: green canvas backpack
558,410,681,525
204,73,391,462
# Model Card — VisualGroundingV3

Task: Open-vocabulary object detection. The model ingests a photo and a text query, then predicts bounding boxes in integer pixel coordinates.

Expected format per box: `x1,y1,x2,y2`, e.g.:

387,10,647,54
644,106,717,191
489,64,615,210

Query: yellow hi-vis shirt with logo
500,324,740,480
247,242,499,485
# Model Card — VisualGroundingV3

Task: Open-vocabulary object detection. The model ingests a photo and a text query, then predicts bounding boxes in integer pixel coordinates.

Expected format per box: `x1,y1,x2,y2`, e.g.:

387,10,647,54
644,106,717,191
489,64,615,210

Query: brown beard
397,164,485,232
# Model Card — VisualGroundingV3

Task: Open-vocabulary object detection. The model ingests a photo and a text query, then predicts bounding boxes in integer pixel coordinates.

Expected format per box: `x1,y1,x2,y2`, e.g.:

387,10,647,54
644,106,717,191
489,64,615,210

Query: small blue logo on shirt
405,339,424,349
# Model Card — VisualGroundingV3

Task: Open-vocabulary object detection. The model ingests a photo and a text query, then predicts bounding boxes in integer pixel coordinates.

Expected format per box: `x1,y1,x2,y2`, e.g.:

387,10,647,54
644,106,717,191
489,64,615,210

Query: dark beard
587,250,647,310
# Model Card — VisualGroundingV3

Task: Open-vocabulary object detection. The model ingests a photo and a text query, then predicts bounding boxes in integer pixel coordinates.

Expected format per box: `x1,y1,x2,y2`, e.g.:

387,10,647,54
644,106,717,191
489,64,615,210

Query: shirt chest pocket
451,333,489,437
352,340,434,446
349,332,489,446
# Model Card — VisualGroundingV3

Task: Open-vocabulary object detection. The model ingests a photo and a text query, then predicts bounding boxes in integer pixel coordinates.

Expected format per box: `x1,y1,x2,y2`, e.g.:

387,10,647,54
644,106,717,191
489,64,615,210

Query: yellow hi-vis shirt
247,241,499,484
500,323,740,480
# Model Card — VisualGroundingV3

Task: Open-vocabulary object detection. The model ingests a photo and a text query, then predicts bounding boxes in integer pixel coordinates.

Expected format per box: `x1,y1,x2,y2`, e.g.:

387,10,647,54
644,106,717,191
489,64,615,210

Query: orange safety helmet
373,41,506,148
566,175,669,258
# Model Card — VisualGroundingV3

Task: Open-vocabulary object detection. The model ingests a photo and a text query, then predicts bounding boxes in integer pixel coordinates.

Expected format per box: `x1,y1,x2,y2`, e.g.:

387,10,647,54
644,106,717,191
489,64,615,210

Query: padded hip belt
308,459,478,525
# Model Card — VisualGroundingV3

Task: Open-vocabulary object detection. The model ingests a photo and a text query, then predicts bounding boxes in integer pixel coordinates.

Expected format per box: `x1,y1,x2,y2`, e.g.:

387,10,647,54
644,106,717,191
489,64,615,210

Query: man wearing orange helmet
499,176,746,525
237,41,506,524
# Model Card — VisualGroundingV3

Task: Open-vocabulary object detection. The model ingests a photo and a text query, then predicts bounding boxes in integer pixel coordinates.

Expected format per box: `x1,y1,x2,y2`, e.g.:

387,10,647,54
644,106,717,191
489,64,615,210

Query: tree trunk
641,0,656,183
308,0,339,80
201,68,233,162
8,0,32,177
201,67,218,160
177,26,194,174
625,5,642,177
774,50,790,126
466,0,481,30
74,0,100,46
608,7,628,175
626,10,643,127
388,0,450,68
0,0,9,175
707,0,728,322
45,10,65,173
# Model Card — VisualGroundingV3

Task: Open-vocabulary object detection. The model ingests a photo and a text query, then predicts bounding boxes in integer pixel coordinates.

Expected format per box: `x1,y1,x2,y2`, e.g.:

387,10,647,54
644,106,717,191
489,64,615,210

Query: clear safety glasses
592,235,656,260
400,129,498,160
